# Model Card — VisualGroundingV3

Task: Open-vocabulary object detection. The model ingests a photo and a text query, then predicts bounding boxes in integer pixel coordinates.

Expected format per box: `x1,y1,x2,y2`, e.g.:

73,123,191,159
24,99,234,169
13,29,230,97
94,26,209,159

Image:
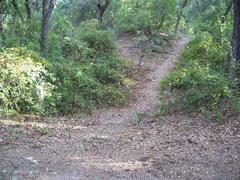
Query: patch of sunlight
124,77,137,86
103,161,143,171
0,119,87,130
67,156,143,171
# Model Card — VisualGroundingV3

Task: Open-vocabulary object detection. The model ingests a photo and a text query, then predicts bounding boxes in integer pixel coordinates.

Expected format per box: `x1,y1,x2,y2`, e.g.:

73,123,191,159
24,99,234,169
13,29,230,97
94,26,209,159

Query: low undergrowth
0,21,132,115
0,47,55,115
159,34,240,119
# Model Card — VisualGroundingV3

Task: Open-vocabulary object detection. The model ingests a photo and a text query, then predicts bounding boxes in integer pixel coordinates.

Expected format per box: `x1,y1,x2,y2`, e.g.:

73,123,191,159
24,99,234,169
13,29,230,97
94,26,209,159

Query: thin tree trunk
97,9,105,23
0,1,3,34
233,0,240,85
96,0,111,24
175,0,188,34
175,16,181,34
221,0,234,77
41,16,50,56
25,0,32,19
41,0,56,56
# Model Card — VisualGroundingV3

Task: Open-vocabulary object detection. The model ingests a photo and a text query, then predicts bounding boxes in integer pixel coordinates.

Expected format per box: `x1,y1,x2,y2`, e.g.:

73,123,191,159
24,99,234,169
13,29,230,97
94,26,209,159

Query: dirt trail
0,35,240,180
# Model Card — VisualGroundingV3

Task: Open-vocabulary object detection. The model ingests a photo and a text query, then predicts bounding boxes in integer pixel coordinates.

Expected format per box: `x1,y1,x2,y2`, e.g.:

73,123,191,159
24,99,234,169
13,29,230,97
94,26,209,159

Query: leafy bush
159,65,231,113
179,34,229,71
1,16,41,52
159,36,233,115
0,20,131,115
61,37,94,61
48,20,117,61
47,21,131,113
112,0,176,33
51,60,129,113
0,47,55,115
76,21,117,55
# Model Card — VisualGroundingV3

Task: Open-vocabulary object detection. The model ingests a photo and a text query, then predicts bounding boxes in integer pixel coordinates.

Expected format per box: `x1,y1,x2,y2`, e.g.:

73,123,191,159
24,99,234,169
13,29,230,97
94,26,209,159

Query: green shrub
47,22,131,113
180,34,228,71
234,101,240,113
0,47,55,115
159,36,233,115
51,61,97,112
51,60,129,113
76,21,117,55
1,16,41,52
159,65,232,113
0,20,131,115
89,63,124,84
52,21,130,113
48,20,117,61
48,16,96,61
61,37,94,61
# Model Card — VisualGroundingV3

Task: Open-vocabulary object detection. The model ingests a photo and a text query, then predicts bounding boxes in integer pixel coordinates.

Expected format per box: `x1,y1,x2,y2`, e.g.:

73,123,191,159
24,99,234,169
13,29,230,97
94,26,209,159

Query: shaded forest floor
0,34,240,180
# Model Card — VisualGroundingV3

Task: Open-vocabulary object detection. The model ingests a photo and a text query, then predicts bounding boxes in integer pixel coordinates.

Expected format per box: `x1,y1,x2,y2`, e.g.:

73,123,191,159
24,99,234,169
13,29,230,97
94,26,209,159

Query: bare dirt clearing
0,35,240,180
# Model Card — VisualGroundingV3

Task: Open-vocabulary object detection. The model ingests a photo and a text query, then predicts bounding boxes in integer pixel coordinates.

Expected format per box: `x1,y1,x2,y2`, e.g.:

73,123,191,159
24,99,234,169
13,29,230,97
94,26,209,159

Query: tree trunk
96,0,111,24
0,1,3,34
233,0,240,84
41,16,50,56
25,0,32,19
175,0,188,34
97,8,105,23
41,0,55,56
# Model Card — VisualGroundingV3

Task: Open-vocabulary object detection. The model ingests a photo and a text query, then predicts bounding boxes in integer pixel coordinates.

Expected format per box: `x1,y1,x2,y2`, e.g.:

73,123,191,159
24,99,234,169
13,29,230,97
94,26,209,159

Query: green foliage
1,0,237,118
0,13,42,51
48,20,117,60
159,65,231,112
179,33,229,71
48,22,131,113
184,0,233,40
234,101,240,113
58,0,96,26
76,21,117,55
112,0,176,33
0,21,131,115
159,36,233,115
51,60,129,114
0,47,55,115
61,37,94,61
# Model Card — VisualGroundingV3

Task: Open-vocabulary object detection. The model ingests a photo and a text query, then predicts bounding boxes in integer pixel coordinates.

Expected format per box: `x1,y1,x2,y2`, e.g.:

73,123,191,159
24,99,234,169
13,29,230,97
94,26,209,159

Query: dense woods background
0,0,239,117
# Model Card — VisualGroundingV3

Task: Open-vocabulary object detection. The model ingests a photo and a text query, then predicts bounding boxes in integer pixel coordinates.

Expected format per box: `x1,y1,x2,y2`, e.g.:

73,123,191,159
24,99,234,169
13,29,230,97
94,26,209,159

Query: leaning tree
96,0,111,24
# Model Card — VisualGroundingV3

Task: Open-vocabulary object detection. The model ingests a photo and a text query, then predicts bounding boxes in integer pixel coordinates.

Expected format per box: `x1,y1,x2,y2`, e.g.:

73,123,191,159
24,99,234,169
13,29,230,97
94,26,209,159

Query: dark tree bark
0,1,3,34
96,0,111,24
175,0,188,34
221,0,234,76
233,0,240,84
25,0,32,19
41,0,56,56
